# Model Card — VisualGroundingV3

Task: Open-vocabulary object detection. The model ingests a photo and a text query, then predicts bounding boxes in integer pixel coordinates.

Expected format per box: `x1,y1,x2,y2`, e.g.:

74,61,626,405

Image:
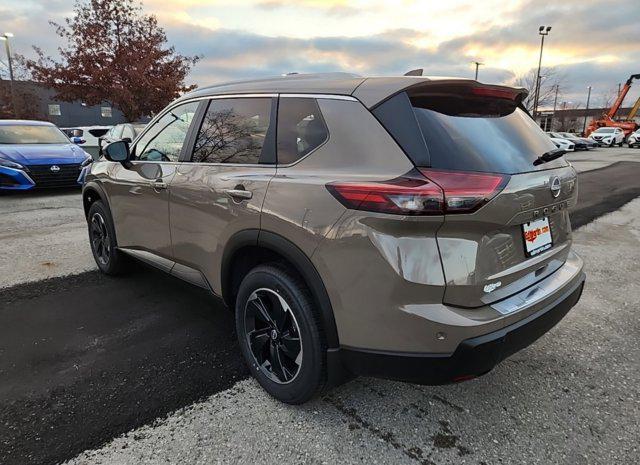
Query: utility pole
582,85,592,136
618,83,621,96
1,32,16,117
550,84,559,131
473,61,483,80
533,25,552,117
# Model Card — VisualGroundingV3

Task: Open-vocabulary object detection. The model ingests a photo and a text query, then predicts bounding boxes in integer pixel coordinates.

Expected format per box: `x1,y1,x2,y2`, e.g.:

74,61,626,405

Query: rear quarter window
277,97,328,165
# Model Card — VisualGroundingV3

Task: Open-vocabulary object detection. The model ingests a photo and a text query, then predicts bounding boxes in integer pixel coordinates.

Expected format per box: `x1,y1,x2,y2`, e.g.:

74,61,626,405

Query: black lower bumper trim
337,274,585,386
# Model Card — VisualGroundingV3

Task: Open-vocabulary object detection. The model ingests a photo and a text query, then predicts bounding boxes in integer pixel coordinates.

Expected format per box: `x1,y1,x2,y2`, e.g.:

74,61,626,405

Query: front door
106,101,200,259
169,96,277,293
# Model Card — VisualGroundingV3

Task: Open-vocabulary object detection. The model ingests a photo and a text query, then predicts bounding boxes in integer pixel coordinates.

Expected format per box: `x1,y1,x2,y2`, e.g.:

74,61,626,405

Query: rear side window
192,97,273,164
375,91,566,174
277,98,328,165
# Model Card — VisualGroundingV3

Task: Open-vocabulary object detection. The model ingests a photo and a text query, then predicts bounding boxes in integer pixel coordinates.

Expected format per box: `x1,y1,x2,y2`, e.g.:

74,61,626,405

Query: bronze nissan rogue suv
83,73,585,404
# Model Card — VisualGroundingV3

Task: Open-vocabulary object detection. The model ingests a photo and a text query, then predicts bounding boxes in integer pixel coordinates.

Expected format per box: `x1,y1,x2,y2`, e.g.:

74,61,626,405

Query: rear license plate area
522,217,552,257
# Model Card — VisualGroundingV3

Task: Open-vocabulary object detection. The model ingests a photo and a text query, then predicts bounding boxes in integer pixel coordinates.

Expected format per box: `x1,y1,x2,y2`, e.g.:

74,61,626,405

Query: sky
1,0,639,109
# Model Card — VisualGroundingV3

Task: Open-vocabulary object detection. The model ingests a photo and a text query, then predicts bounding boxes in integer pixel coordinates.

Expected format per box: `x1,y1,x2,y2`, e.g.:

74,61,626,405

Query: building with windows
0,79,126,127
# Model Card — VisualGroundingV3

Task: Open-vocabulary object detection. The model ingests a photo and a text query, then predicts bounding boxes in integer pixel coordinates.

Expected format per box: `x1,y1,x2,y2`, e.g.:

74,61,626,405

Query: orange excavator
586,73,640,136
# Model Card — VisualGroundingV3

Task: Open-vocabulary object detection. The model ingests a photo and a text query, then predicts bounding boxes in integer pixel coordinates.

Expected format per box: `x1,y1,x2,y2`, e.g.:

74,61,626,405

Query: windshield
0,125,70,144
594,128,615,133
560,133,575,138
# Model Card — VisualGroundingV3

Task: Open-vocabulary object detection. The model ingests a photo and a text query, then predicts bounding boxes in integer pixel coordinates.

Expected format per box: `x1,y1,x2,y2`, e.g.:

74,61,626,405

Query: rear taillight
419,169,508,213
326,169,507,215
327,171,444,215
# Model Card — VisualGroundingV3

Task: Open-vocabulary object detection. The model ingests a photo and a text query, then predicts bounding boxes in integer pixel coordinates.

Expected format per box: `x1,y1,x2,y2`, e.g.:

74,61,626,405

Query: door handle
225,189,252,200
152,179,167,190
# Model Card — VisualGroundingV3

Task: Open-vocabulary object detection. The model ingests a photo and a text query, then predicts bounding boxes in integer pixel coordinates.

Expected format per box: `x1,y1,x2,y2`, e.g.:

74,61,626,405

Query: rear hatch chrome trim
491,250,583,315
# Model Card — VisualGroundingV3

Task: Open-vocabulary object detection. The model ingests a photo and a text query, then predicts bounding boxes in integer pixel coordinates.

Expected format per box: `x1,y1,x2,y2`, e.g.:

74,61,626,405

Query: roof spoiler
404,69,423,76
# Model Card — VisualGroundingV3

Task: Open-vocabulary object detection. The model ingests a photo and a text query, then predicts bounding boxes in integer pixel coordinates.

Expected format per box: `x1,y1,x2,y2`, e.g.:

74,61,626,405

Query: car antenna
404,68,423,76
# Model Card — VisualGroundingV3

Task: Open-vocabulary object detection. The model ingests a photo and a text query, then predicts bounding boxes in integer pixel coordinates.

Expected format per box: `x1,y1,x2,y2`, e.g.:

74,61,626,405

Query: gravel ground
1,149,639,465
0,188,95,289
64,200,640,465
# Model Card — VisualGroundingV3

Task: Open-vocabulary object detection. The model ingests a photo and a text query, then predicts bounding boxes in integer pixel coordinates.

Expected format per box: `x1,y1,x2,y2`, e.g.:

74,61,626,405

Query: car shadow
0,266,249,465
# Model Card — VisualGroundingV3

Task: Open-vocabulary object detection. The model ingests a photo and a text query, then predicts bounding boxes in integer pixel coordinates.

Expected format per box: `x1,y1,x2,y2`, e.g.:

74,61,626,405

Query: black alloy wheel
244,288,303,384
90,211,111,266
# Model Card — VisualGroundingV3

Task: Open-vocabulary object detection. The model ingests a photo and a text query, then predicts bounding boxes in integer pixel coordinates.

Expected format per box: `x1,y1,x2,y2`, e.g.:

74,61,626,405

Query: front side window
277,98,328,165
191,98,273,164
135,101,199,162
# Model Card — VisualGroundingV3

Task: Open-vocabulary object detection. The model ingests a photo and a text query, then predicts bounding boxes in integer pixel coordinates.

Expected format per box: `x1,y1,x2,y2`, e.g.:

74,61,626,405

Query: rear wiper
533,148,566,166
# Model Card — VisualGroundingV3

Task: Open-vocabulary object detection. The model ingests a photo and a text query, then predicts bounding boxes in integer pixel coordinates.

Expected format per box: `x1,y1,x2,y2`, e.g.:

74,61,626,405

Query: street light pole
582,85,592,136
550,84,559,131
473,61,483,80
533,25,551,117
1,32,16,117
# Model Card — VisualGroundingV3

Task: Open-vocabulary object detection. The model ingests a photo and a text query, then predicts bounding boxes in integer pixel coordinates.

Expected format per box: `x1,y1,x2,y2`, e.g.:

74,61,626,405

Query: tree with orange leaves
24,0,200,121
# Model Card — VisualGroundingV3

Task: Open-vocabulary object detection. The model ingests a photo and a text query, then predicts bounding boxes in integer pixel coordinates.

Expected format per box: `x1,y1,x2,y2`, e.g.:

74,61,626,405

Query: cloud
1,0,639,108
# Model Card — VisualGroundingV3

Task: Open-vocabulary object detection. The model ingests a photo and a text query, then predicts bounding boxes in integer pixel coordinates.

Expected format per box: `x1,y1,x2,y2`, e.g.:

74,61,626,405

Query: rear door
169,96,277,293
375,85,578,308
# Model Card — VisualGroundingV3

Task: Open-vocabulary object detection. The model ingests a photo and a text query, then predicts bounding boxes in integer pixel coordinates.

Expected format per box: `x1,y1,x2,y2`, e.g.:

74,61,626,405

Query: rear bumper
335,272,585,385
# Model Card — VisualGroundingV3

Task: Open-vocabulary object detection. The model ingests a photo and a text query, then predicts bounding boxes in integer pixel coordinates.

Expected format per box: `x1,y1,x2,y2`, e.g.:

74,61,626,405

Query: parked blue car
0,120,92,190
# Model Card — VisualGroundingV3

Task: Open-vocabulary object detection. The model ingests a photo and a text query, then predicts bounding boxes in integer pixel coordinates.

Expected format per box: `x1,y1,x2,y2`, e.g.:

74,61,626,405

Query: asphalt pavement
1,149,639,465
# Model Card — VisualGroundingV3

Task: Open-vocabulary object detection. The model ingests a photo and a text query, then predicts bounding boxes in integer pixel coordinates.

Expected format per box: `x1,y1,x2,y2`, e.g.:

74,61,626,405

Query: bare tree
598,87,618,110
555,102,582,132
514,67,565,113
0,54,32,81
193,108,264,164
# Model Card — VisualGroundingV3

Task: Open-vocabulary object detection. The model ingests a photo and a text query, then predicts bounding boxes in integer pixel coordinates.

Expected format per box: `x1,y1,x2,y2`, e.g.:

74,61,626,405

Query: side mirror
104,140,131,163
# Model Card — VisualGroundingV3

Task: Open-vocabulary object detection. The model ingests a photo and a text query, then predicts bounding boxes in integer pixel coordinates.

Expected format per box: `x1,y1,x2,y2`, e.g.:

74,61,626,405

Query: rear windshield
374,91,567,174
594,128,614,133
0,125,70,144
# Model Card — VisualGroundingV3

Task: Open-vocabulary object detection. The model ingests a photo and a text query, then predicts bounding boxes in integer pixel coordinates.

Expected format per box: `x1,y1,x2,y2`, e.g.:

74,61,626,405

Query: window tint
412,98,564,174
374,91,567,175
135,101,199,162
277,98,328,165
192,98,272,164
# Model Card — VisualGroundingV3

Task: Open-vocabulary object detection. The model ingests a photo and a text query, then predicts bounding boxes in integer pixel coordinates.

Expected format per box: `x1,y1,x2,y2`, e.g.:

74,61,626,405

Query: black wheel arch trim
221,229,340,350
82,181,112,218
82,181,118,246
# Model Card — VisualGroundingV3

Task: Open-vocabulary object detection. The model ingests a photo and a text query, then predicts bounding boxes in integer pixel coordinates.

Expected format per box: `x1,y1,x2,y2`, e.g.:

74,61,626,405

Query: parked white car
626,129,640,148
61,126,112,159
550,137,575,152
547,132,588,150
589,127,625,147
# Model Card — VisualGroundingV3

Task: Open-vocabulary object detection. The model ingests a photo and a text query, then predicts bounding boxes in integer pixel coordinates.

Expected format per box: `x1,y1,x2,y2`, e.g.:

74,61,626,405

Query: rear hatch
373,81,578,308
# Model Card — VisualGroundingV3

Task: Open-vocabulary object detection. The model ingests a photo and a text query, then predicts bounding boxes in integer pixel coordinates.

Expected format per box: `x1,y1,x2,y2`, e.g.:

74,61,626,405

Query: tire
235,263,326,404
87,201,130,275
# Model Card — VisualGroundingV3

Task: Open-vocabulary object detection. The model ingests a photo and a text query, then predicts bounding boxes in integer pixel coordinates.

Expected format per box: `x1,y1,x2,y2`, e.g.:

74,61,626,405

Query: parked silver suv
83,73,585,404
